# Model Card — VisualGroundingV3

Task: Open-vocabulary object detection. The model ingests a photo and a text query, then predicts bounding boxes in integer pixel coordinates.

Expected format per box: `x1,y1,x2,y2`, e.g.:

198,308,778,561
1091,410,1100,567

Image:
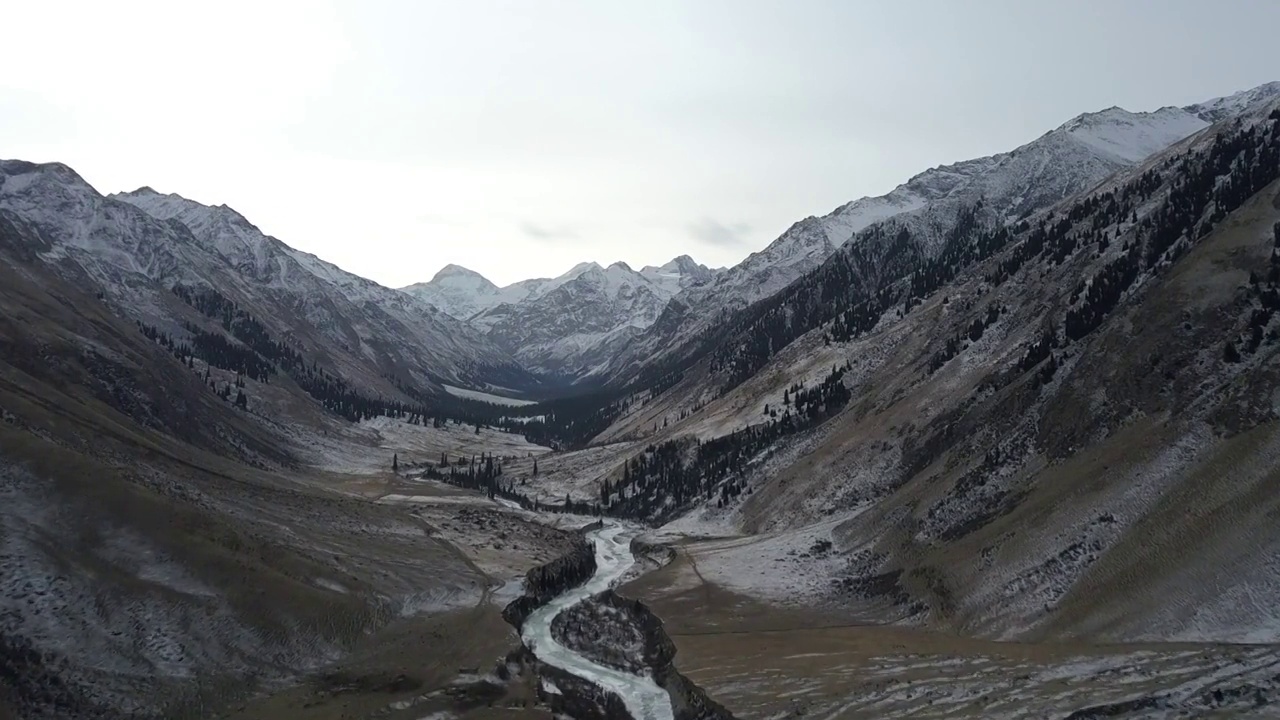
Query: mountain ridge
594,81,1280,384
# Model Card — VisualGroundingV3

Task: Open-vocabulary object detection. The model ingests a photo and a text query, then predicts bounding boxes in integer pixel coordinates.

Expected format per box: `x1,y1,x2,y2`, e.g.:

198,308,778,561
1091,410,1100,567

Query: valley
4,80,1280,720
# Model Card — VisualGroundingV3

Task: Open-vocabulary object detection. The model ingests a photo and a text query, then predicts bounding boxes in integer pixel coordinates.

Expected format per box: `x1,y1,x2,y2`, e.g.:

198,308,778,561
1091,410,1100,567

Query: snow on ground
655,504,742,540
443,384,536,406
685,517,852,604
685,635,1280,720
1062,106,1210,164
0,464,343,712
500,442,637,505
295,415,552,476
380,493,496,506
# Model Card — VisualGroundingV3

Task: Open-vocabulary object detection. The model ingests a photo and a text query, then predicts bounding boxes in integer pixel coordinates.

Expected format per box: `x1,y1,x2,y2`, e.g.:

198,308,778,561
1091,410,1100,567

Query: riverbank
503,523,737,720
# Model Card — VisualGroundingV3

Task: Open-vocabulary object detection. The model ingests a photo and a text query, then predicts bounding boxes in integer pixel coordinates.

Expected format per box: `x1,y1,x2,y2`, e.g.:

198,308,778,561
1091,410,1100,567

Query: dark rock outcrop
551,590,676,674
502,528,597,630
503,530,735,720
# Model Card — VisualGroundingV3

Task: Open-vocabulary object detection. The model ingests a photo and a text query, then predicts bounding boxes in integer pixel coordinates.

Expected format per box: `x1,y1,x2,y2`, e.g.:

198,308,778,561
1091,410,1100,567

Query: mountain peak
432,263,490,283
662,254,703,274
1183,80,1280,123
567,261,602,275
118,185,191,203
112,187,264,240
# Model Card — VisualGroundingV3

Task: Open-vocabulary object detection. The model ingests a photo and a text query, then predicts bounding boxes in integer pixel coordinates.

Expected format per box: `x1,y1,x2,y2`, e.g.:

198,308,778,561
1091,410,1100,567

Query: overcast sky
4,1,1278,287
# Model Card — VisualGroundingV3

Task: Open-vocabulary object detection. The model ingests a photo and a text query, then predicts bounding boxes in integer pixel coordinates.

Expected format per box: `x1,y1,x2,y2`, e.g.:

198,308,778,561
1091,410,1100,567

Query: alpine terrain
5,80,1280,720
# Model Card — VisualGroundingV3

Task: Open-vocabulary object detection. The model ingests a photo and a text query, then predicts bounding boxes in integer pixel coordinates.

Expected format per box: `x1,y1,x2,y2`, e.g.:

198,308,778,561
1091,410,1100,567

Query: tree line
600,363,852,522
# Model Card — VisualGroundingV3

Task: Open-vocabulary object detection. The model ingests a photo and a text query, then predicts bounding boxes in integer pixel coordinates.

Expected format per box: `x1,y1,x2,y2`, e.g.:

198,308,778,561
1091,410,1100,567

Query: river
520,522,675,720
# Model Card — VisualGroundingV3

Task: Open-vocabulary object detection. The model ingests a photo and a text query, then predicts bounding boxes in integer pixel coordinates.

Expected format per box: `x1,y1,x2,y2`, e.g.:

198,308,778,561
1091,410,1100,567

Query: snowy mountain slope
107,186,534,392
401,256,719,377
395,83,1275,384
401,260,613,322
402,255,720,325
402,264,518,320
601,82,1280,384
475,259,720,376
1185,80,1280,123
0,162,534,408
638,254,721,295
1057,105,1211,164
585,92,1280,643
669,190,931,324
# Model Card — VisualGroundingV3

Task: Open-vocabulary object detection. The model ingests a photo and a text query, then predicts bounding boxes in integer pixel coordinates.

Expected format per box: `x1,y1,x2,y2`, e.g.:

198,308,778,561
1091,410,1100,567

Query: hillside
598,84,1280,385
0,215,559,717
577,93,1280,644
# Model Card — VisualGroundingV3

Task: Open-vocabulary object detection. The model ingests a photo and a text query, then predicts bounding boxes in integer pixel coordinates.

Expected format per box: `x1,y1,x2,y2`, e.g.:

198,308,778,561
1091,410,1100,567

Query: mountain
399,263,570,322
600,83,1280,383
394,84,1278,385
399,263,501,320
402,256,720,377
6,81,1280,720
1184,79,1280,122
575,87,1280,644
0,205,555,718
474,262,672,376
639,254,721,292
0,164,536,410
403,262,593,324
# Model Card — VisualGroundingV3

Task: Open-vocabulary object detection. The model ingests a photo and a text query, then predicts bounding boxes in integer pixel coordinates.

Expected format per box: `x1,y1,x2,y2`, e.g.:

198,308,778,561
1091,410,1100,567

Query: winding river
520,523,675,720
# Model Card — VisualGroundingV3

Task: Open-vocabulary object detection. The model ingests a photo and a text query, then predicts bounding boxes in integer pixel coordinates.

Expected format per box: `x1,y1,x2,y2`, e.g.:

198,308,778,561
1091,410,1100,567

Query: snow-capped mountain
401,263,548,321
1184,80,1280,123
0,162,533,401
401,255,719,376
601,82,1280,383
113,186,536,391
639,254,721,293
476,261,686,375
583,86,1280,648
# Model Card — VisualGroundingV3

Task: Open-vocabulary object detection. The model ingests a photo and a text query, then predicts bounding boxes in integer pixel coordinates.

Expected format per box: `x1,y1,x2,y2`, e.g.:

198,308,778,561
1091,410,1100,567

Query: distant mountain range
401,256,721,376
392,82,1280,384
6,84,1277,396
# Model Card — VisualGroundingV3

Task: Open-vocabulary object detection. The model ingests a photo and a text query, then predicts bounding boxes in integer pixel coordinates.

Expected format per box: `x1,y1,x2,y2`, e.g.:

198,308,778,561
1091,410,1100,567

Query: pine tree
393,453,398,472
1224,340,1242,363
533,458,538,476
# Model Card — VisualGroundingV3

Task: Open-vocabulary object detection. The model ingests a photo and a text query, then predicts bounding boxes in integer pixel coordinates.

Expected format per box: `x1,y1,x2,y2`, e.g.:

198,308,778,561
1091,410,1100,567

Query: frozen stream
520,522,675,720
